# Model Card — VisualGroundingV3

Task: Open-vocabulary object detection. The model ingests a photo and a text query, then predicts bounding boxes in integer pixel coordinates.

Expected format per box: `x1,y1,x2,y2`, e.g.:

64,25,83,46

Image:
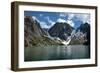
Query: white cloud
75,14,90,24
66,13,75,27
57,18,75,27
59,13,90,24
40,21,46,25
49,20,55,26
67,13,90,26
66,20,75,27
68,14,75,20
45,16,55,26
58,13,75,27
57,18,67,23
40,21,49,28
59,13,67,17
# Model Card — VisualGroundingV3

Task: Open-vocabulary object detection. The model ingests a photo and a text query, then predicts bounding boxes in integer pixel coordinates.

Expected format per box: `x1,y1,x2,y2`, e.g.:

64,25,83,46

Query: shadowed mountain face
70,23,90,45
48,22,74,40
76,23,90,45
77,23,90,33
24,16,61,47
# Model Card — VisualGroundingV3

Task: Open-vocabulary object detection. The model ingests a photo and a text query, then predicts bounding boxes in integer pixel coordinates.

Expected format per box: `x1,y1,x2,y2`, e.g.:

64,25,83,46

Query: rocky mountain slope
24,16,61,47
70,23,90,45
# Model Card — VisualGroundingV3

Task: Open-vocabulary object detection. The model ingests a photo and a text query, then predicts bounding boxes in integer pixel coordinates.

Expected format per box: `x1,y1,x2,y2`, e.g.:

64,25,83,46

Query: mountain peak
32,16,40,23
48,22,74,40
56,18,75,27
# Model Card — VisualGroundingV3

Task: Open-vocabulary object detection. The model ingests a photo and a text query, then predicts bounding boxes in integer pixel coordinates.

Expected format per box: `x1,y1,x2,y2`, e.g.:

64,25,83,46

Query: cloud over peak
40,21,49,28
66,20,75,27
45,16,55,27
57,18,67,23
56,18,75,27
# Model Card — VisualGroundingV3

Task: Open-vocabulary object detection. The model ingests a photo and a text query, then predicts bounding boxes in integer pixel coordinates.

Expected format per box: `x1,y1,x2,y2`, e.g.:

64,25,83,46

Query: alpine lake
24,45,90,61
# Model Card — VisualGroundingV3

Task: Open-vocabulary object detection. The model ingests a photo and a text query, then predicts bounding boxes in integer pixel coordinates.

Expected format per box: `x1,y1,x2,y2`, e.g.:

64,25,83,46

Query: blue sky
24,11,90,29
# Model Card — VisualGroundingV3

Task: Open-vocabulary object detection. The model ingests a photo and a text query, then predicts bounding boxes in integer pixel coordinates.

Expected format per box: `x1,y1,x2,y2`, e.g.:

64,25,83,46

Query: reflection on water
24,45,90,61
